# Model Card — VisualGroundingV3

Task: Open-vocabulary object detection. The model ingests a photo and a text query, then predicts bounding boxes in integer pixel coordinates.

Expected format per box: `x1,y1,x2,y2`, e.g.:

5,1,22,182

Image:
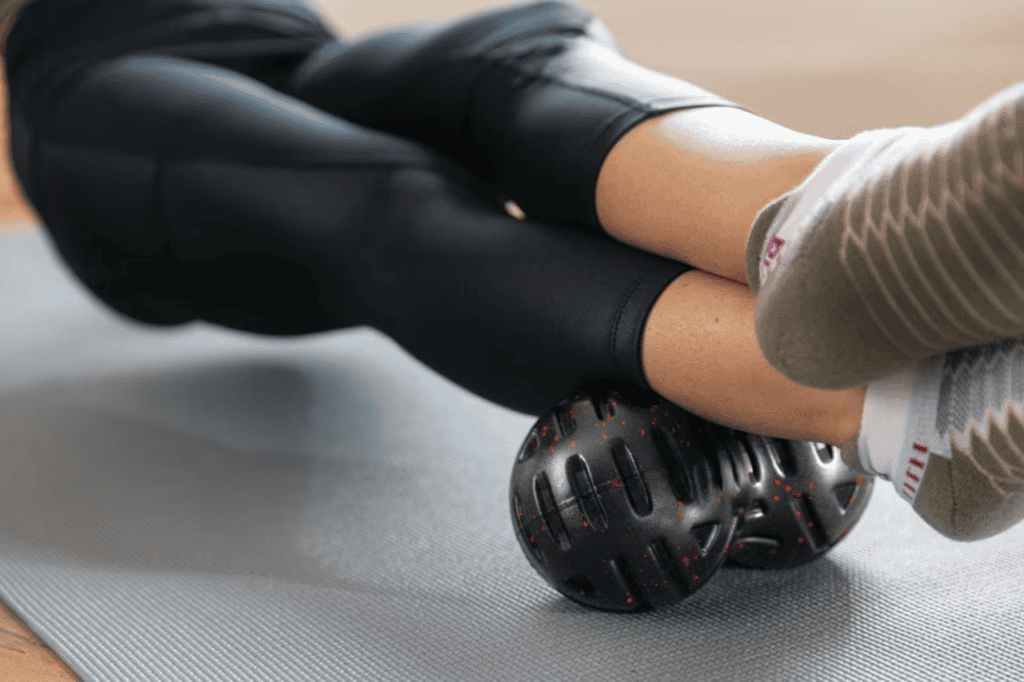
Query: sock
841,341,1024,541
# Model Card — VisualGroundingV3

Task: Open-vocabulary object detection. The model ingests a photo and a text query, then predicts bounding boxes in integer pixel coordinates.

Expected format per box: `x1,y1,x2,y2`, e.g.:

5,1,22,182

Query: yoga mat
2,226,1023,681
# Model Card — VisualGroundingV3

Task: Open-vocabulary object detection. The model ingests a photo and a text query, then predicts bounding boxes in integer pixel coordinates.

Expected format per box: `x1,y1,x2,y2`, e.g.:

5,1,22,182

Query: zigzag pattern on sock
838,86,1024,358
921,339,1024,540
938,340,1024,462
841,339,1024,541
917,340,1024,540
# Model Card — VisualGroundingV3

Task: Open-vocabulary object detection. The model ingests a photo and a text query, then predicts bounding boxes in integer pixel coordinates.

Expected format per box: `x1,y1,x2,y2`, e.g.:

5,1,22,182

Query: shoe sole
754,82,1024,390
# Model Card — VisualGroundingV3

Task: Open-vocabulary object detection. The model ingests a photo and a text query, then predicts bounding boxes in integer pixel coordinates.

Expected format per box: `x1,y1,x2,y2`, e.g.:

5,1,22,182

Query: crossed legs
595,106,866,447
6,0,867,449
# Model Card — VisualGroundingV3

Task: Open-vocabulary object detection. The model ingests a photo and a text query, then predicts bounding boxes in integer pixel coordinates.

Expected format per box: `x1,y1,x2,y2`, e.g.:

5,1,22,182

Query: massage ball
509,388,875,611
509,388,741,612
710,423,874,570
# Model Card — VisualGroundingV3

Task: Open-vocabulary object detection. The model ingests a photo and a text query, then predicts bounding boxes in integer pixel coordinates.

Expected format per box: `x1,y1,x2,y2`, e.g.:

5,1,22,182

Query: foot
747,83,1024,390
842,339,1024,541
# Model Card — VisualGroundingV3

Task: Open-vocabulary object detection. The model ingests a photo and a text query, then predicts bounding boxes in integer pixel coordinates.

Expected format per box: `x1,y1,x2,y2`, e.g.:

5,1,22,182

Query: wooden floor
0,0,1020,678
0,603,80,681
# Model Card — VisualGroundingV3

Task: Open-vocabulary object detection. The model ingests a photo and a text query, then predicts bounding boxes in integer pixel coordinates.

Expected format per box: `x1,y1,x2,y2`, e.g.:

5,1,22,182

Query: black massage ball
509,388,741,612
711,425,874,570
509,388,875,611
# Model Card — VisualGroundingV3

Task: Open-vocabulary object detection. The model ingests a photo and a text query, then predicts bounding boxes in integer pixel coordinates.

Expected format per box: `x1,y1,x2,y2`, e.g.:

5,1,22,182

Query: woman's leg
642,270,864,447
5,52,698,420
595,107,840,285
595,106,866,446
285,0,1024,540
285,1,868,444
2,37,862,452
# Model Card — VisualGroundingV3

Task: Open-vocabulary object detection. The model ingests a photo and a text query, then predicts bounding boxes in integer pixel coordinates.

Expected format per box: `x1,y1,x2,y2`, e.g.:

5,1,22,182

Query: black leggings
5,0,696,416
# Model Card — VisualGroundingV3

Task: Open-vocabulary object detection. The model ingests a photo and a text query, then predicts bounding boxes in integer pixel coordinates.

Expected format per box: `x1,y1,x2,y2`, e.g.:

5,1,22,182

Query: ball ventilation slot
833,481,858,512
609,438,652,517
566,454,608,531
648,537,691,597
795,495,828,550
652,424,695,505
533,471,570,551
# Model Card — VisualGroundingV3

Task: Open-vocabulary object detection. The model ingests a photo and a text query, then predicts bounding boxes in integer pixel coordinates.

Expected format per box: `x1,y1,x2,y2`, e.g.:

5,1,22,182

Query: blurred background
1,0,1022,229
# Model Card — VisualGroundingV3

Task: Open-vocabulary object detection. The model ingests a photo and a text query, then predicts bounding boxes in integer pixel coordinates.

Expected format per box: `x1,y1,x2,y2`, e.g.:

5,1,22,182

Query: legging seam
610,266,665,389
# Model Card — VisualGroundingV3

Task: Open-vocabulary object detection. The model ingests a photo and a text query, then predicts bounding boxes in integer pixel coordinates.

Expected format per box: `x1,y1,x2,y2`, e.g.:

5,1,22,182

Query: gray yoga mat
2,225,1023,681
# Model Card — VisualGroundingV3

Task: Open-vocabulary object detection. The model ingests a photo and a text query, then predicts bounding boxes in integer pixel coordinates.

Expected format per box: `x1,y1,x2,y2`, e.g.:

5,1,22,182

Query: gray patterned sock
842,339,1024,540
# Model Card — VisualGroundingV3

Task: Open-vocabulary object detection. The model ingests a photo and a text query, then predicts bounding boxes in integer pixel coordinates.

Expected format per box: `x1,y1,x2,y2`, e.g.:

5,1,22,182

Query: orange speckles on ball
773,477,782,487
601,434,608,441
784,483,793,493
772,494,781,503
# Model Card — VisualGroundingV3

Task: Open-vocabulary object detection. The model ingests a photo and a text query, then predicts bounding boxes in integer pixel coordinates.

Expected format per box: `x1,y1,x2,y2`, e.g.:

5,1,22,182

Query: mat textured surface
2,227,1024,680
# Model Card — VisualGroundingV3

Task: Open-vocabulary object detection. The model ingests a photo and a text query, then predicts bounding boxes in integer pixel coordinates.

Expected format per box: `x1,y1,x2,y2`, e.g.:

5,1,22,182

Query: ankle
829,385,868,450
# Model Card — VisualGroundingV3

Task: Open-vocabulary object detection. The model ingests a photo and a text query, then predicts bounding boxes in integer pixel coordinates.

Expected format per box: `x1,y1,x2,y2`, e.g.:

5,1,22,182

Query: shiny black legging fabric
4,0,697,416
